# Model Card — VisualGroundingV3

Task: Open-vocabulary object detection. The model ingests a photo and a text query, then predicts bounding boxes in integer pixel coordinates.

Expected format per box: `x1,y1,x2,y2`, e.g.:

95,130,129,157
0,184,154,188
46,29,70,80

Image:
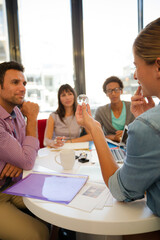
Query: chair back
38,119,47,148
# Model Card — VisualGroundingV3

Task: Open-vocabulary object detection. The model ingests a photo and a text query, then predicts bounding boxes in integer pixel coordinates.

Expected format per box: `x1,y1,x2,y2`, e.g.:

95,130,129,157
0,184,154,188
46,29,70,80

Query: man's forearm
26,118,38,138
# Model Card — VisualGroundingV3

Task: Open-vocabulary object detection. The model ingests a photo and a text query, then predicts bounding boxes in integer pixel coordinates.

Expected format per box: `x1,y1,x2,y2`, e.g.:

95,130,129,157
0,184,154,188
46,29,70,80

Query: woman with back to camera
95,76,135,142
44,84,91,148
76,18,160,239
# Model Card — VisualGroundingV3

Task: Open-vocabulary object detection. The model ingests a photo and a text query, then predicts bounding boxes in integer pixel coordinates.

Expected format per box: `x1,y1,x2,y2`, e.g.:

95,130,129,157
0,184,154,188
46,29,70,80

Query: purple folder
4,173,88,204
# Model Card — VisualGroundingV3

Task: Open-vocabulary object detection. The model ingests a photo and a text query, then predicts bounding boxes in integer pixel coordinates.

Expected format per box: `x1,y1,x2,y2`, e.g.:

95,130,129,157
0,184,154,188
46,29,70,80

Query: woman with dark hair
95,76,134,142
44,84,90,148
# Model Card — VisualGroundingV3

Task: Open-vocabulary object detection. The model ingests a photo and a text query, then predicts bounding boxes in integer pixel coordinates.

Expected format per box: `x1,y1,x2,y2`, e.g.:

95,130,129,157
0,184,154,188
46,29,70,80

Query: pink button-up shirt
0,105,39,185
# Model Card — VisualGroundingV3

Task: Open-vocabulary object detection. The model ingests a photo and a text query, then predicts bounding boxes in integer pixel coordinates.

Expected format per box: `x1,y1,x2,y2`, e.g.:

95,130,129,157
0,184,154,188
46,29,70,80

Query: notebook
3,172,88,204
50,142,90,151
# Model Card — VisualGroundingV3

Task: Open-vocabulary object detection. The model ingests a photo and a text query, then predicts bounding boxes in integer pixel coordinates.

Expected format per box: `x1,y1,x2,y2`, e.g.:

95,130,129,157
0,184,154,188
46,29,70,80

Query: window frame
5,0,144,95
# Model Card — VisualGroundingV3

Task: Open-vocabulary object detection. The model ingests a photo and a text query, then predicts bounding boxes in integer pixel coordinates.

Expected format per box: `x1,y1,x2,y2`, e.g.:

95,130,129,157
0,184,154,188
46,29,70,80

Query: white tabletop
23,147,160,236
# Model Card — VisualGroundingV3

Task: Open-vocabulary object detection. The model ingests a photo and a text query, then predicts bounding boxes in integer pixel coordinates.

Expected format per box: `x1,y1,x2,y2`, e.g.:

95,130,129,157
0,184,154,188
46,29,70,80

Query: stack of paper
69,181,109,212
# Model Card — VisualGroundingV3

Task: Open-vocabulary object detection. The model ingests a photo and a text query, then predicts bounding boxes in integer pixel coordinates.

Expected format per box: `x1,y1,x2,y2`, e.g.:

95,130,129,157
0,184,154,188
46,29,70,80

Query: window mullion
5,0,21,62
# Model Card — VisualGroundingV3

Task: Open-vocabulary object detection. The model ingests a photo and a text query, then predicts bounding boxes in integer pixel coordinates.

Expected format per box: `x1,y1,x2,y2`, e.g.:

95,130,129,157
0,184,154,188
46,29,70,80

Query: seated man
0,61,49,240
95,76,135,142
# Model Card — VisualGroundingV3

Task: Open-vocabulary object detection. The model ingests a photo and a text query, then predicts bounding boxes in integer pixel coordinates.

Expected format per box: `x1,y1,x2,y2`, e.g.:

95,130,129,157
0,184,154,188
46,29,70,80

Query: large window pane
83,0,138,112
0,0,9,63
18,0,74,118
144,0,160,105
143,0,160,27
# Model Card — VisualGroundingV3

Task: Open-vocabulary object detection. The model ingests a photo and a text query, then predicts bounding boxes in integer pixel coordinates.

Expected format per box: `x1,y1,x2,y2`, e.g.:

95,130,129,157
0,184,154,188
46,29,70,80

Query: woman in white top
44,84,91,148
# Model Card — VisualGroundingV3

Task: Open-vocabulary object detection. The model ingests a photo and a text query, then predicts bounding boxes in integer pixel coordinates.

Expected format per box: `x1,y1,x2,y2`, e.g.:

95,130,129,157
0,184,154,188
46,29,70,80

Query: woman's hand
51,136,66,148
131,86,155,118
76,103,101,132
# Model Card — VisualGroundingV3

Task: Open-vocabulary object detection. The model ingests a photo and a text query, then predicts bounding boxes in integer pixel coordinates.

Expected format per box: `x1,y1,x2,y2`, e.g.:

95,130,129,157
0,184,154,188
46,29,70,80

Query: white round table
23,148,160,236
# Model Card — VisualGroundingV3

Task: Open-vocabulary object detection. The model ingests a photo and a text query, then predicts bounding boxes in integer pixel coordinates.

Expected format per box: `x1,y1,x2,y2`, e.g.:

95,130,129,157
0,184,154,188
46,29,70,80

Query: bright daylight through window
1,0,160,118
0,0,9,63
18,0,74,119
83,0,138,113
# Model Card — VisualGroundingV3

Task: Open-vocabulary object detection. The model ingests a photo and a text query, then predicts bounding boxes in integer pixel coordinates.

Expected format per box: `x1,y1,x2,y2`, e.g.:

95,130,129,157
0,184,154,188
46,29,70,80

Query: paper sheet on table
38,148,50,157
4,173,88,204
77,165,104,183
50,142,89,151
69,182,110,212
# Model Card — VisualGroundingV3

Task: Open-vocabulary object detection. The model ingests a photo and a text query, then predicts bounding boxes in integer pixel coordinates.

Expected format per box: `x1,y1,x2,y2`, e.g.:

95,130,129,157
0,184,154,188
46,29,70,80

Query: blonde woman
76,18,160,239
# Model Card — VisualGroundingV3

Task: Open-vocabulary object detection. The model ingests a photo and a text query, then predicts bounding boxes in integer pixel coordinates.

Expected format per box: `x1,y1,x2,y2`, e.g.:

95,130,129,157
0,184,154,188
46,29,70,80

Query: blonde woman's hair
133,17,160,65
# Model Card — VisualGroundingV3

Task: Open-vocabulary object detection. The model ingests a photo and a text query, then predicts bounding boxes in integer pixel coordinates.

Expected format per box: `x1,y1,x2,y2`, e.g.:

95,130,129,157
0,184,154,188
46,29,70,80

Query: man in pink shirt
0,61,49,240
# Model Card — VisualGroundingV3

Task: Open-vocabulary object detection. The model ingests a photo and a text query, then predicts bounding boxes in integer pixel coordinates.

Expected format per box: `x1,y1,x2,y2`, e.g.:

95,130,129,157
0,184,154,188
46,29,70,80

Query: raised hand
131,86,155,118
21,101,39,137
21,101,39,120
76,103,100,132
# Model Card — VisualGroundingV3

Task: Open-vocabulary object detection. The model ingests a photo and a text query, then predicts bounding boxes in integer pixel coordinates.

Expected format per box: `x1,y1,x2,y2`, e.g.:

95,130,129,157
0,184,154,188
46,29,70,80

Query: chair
38,119,47,148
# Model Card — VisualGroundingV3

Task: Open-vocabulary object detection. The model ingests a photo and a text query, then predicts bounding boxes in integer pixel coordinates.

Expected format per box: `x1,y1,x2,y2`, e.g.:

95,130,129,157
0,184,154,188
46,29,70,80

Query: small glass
77,94,89,105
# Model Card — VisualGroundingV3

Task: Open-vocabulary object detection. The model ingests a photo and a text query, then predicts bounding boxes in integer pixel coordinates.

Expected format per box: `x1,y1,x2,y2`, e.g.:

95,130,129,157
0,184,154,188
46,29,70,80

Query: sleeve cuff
108,168,126,201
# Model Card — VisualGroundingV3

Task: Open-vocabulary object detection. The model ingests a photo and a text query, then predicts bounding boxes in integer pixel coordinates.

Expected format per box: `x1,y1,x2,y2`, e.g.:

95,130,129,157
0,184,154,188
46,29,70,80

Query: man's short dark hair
102,76,124,93
0,61,24,87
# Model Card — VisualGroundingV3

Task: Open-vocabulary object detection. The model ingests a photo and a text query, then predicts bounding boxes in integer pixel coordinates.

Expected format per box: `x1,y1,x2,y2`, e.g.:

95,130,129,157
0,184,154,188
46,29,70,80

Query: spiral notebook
3,172,88,204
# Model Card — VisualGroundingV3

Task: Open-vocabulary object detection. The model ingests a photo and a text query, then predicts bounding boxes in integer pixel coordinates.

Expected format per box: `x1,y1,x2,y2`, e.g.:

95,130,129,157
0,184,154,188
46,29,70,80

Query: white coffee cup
55,149,75,170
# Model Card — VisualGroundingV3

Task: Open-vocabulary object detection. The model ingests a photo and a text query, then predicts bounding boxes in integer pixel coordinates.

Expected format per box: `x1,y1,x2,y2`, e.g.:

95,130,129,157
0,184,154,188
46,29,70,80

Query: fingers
52,137,65,148
81,103,92,117
56,136,66,142
76,104,82,114
82,102,87,112
0,163,10,179
10,167,22,178
0,164,22,179
115,130,123,137
86,104,92,116
134,85,142,96
131,94,145,105
21,101,39,118
114,135,121,143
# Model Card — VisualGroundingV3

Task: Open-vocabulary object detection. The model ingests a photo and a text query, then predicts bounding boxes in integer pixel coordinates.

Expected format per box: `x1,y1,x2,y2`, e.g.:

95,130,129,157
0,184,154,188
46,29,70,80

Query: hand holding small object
51,136,66,148
76,103,101,132
77,94,89,105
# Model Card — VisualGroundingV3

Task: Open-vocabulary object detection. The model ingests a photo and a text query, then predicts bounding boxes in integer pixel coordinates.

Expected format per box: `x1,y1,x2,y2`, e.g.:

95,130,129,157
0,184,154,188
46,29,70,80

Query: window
143,0,160,27
18,0,74,117
83,0,138,110
0,0,9,62
143,0,160,105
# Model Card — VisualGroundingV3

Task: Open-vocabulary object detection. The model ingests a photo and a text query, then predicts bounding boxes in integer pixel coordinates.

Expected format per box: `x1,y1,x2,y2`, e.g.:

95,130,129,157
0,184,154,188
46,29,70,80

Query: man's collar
0,105,17,120
10,110,16,119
